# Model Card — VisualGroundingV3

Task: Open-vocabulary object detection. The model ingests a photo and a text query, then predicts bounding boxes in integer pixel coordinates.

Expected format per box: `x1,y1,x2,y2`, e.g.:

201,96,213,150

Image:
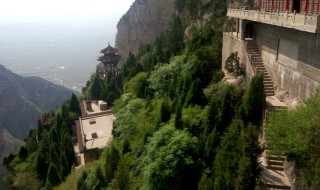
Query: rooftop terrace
80,113,115,151
227,8,320,33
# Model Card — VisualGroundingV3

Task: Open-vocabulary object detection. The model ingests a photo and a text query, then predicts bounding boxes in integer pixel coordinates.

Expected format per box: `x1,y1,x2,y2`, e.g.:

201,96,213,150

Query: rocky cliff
115,0,175,64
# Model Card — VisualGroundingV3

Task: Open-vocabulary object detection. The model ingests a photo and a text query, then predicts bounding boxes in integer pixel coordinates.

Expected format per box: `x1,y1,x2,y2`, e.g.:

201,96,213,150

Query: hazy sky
0,0,134,21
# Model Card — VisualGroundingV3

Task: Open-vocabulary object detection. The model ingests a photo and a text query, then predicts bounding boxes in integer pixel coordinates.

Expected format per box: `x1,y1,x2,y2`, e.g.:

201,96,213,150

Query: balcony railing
227,8,320,33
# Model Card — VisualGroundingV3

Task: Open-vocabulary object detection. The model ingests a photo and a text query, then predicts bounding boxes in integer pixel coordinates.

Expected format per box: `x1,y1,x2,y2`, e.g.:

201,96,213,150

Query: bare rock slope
115,0,175,64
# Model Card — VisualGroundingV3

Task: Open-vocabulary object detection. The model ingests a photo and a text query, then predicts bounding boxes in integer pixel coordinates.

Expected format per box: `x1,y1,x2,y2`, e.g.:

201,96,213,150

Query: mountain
0,64,74,139
115,0,175,64
0,64,74,168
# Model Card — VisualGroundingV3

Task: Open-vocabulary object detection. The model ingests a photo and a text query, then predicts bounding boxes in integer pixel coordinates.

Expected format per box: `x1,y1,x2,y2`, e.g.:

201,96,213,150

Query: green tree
91,75,102,100
104,144,120,185
225,52,244,76
241,73,265,126
18,146,28,159
46,163,62,186
141,125,200,190
235,125,262,189
77,170,88,190
125,72,148,98
213,119,242,190
69,93,81,115
198,173,214,190
110,159,130,190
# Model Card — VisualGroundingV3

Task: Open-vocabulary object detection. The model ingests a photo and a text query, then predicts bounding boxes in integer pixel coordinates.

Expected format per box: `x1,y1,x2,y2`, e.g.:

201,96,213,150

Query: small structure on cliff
74,100,115,165
97,43,121,76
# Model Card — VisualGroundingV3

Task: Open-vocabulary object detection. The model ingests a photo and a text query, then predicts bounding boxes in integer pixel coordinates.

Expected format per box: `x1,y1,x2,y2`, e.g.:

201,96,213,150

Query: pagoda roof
97,54,121,62
100,43,119,54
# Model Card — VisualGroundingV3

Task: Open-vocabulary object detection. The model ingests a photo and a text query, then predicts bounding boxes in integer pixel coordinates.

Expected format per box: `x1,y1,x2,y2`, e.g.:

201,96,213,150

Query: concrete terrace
227,8,320,33
80,113,115,150
74,100,115,165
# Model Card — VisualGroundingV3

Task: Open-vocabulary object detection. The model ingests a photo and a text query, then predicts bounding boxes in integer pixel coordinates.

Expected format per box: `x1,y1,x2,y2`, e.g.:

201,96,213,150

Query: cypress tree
69,93,81,115
91,75,101,100
105,144,120,184
241,72,265,125
46,163,62,186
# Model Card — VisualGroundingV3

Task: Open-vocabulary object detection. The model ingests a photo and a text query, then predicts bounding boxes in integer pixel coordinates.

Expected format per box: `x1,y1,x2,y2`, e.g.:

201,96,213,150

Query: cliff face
115,0,175,64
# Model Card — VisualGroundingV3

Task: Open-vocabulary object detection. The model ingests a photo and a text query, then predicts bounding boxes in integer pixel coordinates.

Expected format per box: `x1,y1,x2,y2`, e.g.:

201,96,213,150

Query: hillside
0,64,74,139
0,64,74,175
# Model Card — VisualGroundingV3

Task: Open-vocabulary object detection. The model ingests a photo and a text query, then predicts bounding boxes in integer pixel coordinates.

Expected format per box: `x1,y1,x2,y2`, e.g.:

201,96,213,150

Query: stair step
269,160,284,166
265,87,274,91
264,89,274,94
265,92,275,95
268,155,286,162
265,89,275,92
266,165,284,171
265,184,291,190
266,93,275,96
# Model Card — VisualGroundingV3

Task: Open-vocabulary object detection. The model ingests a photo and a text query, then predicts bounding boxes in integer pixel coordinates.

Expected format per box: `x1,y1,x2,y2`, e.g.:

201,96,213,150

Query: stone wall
115,0,175,65
254,23,320,101
222,33,255,85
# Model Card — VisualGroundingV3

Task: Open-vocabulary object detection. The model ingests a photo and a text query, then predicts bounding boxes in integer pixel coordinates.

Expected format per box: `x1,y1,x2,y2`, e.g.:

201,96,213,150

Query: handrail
227,8,320,33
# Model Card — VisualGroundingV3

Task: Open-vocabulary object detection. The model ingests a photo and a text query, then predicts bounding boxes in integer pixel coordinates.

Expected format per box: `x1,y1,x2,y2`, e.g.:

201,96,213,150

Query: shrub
225,52,244,76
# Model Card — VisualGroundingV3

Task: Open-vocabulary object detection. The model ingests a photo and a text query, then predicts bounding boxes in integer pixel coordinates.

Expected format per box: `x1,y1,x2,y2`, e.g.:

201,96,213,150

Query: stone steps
265,184,291,190
260,153,291,190
246,40,275,97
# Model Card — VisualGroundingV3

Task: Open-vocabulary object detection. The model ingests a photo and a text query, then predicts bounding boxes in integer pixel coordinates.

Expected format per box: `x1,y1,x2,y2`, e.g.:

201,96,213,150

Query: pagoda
97,43,121,76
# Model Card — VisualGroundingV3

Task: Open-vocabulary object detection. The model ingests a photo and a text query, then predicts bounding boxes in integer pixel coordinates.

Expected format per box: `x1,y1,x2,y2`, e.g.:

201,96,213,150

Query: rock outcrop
115,0,175,65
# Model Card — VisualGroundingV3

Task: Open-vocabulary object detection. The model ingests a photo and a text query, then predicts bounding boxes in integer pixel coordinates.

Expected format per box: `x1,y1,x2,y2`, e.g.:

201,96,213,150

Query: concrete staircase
260,153,292,190
246,40,275,96
267,155,286,172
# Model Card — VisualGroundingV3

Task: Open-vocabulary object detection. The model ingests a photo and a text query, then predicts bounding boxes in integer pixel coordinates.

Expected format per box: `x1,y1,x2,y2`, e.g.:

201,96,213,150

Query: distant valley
0,16,118,92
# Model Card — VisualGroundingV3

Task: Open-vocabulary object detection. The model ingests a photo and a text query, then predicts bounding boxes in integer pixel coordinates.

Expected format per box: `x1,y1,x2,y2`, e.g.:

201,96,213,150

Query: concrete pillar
239,19,246,40
236,18,239,38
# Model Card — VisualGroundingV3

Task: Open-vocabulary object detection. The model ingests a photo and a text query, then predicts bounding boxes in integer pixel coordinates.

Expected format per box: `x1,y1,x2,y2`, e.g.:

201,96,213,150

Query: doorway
293,0,301,12
245,22,254,39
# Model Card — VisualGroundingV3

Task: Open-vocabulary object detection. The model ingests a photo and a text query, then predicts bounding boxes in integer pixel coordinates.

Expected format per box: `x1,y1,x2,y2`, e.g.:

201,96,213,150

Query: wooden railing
227,8,320,33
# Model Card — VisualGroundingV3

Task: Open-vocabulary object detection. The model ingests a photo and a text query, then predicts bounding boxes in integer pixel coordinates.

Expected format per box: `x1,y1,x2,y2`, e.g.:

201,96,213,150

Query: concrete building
74,100,115,165
223,1,320,102
223,2,319,188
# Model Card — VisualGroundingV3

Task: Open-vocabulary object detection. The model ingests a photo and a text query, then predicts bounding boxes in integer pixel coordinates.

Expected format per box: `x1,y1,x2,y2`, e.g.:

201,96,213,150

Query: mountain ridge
0,64,74,139
0,64,74,177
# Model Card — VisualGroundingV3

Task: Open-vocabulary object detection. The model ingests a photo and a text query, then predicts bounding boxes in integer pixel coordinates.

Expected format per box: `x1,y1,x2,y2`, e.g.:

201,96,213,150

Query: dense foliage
266,92,320,189
57,0,267,189
3,0,270,189
3,94,80,189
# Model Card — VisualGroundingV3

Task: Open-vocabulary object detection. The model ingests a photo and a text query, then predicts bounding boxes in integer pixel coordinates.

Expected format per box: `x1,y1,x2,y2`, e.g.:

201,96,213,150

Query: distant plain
0,15,117,92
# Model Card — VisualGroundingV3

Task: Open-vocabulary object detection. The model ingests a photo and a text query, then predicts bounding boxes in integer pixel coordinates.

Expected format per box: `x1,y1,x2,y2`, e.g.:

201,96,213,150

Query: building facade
224,3,320,102
74,100,115,165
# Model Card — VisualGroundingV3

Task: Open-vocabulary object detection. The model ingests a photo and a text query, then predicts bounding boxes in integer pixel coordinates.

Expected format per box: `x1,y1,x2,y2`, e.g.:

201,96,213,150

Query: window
89,119,96,124
91,132,98,138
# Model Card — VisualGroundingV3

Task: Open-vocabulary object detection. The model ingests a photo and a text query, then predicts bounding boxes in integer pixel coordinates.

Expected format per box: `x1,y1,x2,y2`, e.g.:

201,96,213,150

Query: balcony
227,8,320,33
